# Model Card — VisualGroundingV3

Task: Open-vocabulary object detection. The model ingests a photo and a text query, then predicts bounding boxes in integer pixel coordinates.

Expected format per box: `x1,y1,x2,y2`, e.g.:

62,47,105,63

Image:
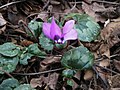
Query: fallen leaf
7,7,25,25
113,60,120,72
0,13,7,34
99,58,110,67
72,71,81,90
0,13,7,26
37,12,48,22
101,21,120,48
47,73,59,90
82,2,106,22
30,75,47,88
98,43,110,58
108,74,120,88
40,56,61,71
20,40,34,46
30,73,59,90
82,41,101,52
96,66,109,87
84,69,93,80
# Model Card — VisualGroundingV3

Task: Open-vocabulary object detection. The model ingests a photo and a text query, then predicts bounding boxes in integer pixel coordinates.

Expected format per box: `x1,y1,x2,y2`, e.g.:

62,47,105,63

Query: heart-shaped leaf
14,84,36,90
0,56,19,74
28,44,46,57
28,20,42,38
39,33,54,51
19,44,46,65
0,43,20,57
0,78,35,90
62,69,76,78
19,53,33,65
61,46,94,70
0,78,19,89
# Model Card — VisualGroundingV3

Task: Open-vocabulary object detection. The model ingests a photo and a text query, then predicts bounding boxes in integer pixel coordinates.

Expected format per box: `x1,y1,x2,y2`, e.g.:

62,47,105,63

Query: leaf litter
0,0,120,90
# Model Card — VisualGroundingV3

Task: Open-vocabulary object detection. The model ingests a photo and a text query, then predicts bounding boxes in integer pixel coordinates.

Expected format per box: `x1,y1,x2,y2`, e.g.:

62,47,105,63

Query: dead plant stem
12,68,63,76
0,0,26,9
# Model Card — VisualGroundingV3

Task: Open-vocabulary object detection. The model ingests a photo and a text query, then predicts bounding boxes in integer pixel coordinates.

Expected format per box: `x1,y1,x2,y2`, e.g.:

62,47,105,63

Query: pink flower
42,17,77,44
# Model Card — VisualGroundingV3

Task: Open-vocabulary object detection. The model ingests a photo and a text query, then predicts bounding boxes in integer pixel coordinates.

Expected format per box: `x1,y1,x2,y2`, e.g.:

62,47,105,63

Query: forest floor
0,0,120,90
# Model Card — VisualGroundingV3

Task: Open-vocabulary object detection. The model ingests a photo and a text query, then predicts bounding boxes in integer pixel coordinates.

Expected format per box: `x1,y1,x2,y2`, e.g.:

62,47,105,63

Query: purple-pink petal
42,23,52,39
63,20,75,34
50,17,62,40
63,29,77,41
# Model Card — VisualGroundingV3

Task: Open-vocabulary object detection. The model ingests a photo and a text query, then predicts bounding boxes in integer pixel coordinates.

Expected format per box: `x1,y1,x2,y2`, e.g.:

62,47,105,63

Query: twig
95,54,120,62
92,0,120,5
66,0,77,14
0,70,13,78
12,68,64,76
42,0,50,10
0,0,26,9
92,66,109,89
110,54,120,58
69,1,82,4
95,64,119,75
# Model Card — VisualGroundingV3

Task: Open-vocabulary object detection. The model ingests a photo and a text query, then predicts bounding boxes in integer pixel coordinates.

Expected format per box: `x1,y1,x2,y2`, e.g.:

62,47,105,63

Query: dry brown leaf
0,13,6,26
20,40,34,46
47,72,59,90
96,66,109,86
40,56,61,71
99,58,110,67
113,60,120,72
0,13,7,34
0,26,6,34
30,75,47,88
108,75,120,88
72,71,81,90
93,52,98,59
83,41,101,52
101,21,120,48
82,2,106,22
37,12,48,22
98,43,110,58
7,5,27,25
84,69,93,80
30,73,59,90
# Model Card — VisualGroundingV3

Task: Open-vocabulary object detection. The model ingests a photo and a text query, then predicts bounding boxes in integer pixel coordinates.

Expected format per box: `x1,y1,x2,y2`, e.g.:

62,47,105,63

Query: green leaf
0,87,12,90
0,43,20,57
14,84,36,90
28,20,42,38
28,44,46,57
62,69,76,78
67,80,74,86
19,44,46,65
0,78,19,90
64,13,100,42
19,53,33,65
55,41,67,49
0,78,35,90
0,56,19,74
61,46,94,70
39,33,54,51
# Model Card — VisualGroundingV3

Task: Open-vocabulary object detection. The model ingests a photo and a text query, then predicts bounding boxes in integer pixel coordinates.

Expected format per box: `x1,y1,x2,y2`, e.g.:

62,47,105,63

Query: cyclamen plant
42,17,78,44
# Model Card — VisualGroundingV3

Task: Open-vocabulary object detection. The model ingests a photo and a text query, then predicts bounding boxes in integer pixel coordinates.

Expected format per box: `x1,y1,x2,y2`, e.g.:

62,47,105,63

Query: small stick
95,64,119,75
12,68,63,76
0,0,26,9
92,66,109,89
92,0,120,5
